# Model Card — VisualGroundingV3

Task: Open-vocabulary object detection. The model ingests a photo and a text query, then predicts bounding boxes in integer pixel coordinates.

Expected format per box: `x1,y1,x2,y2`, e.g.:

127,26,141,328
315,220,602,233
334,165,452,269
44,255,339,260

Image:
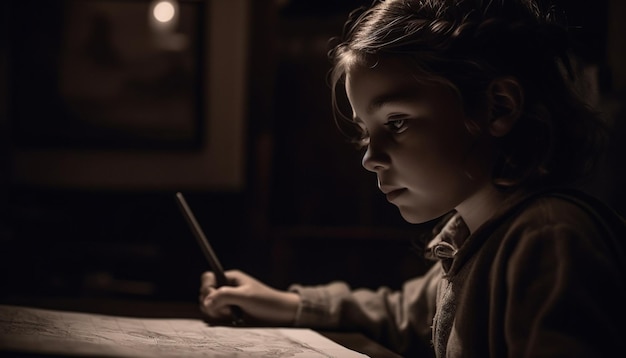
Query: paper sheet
0,305,368,357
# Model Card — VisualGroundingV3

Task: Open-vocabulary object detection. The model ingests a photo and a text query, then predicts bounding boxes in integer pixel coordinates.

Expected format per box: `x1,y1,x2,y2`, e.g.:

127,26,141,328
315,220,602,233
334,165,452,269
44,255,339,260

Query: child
199,0,626,356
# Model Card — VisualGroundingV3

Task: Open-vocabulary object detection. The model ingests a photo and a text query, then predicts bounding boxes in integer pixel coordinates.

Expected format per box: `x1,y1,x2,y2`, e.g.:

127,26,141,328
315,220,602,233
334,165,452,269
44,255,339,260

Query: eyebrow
366,87,422,115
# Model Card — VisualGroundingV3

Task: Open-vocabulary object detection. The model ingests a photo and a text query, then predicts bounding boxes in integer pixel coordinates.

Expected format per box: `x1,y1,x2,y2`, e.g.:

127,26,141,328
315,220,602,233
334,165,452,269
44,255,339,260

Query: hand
199,270,301,326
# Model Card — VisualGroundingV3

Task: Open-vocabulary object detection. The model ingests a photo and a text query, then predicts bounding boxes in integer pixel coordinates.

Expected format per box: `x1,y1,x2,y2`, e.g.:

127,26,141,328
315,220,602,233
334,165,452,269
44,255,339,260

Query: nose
362,142,390,172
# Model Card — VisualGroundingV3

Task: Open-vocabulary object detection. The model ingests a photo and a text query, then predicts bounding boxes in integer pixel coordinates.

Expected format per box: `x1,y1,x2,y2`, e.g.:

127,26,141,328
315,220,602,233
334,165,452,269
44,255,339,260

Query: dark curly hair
328,0,608,190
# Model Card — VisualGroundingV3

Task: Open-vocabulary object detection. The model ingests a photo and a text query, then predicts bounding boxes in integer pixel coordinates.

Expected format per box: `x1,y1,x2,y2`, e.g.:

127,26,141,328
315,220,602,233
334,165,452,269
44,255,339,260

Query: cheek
400,129,477,188
439,117,480,166
419,126,472,166
399,140,462,185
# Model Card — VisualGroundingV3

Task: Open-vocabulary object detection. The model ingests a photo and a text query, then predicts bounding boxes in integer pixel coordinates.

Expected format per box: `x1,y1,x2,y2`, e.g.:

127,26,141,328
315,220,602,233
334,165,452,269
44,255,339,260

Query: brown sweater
290,189,626,357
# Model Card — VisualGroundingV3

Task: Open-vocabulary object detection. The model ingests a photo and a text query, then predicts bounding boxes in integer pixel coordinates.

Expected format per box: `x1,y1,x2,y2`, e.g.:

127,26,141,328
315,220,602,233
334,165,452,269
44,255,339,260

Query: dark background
1,0,624,305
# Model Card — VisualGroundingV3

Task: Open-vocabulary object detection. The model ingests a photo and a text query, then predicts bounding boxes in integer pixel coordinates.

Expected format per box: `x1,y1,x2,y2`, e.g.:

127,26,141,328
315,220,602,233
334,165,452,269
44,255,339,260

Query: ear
486,77,524,137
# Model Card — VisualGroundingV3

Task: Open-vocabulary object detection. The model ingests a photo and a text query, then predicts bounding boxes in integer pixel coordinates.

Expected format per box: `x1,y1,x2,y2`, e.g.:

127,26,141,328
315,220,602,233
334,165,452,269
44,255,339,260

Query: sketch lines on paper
0,305,363,357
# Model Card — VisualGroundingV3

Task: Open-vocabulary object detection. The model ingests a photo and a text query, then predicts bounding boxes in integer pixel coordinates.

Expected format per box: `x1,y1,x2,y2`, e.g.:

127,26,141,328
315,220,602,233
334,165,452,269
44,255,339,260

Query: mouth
384,188,406,202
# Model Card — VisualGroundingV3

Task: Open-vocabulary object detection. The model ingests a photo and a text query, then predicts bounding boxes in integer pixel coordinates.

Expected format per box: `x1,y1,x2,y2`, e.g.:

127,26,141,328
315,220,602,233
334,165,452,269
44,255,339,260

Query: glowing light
153,1,175,23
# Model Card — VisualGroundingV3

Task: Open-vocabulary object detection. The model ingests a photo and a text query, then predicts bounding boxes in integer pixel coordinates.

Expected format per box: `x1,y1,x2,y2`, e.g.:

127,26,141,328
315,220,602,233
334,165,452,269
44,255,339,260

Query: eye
384,118,408,133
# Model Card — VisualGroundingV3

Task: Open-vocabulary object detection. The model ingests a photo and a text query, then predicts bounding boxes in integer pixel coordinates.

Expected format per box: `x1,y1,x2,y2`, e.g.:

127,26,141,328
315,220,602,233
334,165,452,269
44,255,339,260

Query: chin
397,206,443,224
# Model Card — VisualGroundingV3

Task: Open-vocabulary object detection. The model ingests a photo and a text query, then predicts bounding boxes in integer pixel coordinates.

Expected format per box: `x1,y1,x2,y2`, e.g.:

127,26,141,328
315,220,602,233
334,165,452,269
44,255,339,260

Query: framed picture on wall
9,0,205,150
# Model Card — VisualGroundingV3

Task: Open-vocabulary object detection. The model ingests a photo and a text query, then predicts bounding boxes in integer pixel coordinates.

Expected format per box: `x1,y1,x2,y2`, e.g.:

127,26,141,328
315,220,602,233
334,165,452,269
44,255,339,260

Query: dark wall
2,0,256,302
1,0,425,304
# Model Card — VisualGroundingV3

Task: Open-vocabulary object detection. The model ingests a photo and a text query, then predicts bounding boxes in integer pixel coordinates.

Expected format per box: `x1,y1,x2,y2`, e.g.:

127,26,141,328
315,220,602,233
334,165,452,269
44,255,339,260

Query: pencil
175,192,245,326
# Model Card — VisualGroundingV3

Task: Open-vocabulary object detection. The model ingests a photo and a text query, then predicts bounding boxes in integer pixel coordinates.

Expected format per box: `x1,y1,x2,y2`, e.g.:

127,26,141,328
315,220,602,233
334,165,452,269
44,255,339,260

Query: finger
207,285,248,311
200,291,235,319
198,286,216,305
201,271,216,285
223,270,252,286
222,270,240,285
199,290,218,316
200,271,216,295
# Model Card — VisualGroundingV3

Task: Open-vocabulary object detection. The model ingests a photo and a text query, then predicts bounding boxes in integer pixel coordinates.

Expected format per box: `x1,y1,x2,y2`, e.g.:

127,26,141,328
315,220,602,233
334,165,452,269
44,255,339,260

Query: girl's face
345,57,494,223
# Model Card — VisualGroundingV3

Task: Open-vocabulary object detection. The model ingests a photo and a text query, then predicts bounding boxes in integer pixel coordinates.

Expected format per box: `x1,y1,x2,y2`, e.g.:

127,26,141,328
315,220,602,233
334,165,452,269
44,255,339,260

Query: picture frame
9,0,205,150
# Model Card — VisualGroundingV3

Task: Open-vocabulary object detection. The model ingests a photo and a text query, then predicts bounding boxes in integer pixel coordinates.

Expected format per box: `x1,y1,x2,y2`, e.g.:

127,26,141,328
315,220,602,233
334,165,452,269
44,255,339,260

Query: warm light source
149,0,179,31
153,1,175,23
149,0,186,51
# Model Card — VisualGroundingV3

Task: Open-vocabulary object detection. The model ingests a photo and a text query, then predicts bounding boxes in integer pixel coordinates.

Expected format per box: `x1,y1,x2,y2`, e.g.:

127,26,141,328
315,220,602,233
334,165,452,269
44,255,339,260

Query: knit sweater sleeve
287,263,442,356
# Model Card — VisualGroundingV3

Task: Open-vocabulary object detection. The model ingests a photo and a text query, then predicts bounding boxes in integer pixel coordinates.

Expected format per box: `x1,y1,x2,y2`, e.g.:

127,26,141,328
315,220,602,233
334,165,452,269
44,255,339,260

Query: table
0,297,402,358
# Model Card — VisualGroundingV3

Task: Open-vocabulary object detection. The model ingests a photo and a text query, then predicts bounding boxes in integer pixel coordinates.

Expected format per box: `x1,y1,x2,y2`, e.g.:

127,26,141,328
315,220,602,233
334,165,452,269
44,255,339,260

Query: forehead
346,56,421,90
345,56,452,115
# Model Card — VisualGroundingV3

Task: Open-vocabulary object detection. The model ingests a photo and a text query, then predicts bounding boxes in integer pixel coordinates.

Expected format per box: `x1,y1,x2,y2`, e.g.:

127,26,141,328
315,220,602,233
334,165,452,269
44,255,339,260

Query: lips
384,188,406,201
